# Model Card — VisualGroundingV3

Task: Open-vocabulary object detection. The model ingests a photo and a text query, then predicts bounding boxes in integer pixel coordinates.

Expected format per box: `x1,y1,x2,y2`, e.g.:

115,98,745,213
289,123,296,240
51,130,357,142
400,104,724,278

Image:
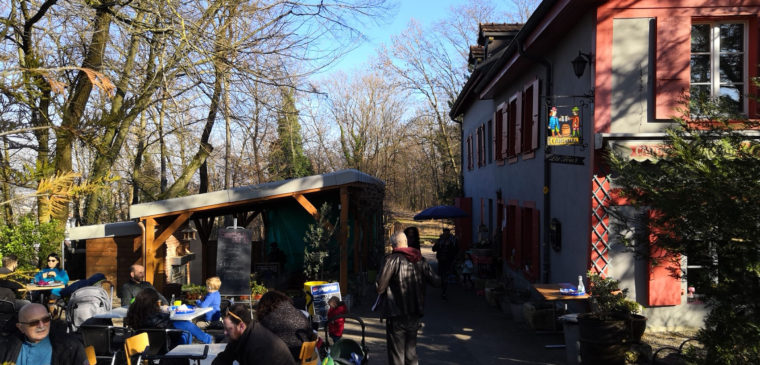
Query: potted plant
180,283,206,301
577,271,647,364
250,280,268,300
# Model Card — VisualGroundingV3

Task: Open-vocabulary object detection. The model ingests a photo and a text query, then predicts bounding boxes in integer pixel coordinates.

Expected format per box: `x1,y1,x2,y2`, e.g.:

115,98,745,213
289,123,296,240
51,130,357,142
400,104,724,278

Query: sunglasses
19,315,51,327
47,259,58,262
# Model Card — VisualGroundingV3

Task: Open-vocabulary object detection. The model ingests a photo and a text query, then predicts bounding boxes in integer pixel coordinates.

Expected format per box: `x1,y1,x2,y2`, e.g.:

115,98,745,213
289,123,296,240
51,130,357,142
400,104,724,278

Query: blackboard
216,228,252,295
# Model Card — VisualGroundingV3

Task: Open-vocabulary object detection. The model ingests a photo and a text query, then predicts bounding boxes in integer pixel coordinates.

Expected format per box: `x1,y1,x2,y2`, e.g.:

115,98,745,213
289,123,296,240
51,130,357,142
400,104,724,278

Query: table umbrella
413,205,469,220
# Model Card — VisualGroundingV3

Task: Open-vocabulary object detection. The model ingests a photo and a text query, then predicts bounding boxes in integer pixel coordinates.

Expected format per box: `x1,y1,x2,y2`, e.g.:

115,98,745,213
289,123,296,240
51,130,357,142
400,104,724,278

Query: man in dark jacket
432,228,458,299
0,303,87,365
212,303,296,365
377,232,440,365
120,264,168,306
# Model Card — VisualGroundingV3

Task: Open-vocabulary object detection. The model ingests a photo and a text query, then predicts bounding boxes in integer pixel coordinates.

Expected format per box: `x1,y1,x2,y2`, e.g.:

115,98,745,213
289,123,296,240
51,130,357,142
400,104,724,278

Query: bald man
376,232,440,365
0,303,87,365
120,264,168,307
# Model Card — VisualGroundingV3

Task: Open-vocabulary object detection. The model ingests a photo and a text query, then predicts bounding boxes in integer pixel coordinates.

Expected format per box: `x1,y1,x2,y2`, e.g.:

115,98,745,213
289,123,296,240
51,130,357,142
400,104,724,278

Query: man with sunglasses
212,303,296,365
0,303,87,365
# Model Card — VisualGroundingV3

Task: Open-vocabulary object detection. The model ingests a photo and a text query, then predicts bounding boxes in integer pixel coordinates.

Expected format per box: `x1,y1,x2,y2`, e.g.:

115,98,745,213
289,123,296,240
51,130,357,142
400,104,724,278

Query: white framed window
690,22,747,116
684,241,717,304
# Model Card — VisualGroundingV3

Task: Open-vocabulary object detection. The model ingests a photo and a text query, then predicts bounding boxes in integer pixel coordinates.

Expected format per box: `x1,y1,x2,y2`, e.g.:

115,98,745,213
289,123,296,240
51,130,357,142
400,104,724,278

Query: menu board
216,228,252,295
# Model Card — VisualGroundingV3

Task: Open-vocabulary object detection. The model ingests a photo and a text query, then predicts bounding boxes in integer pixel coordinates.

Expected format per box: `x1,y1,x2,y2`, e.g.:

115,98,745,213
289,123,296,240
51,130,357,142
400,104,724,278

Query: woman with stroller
256,290,315,360
125,288,212,345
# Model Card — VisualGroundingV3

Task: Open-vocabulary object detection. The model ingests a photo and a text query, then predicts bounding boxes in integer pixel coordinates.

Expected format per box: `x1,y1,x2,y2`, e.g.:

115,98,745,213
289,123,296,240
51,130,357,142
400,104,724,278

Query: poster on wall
547,105,583,146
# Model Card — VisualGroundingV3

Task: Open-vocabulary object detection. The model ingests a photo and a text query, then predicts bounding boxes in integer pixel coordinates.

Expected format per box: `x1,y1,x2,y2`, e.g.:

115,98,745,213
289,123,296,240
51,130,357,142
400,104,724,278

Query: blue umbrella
413,205,469,221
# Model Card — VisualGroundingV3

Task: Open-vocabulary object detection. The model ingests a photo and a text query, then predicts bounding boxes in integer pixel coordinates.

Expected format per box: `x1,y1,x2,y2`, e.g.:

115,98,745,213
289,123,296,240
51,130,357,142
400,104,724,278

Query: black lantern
571,51,593,78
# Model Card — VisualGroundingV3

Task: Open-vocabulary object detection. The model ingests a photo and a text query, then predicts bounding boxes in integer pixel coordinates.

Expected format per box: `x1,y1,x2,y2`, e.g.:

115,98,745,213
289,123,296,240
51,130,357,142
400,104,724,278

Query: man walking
0,303,87,364
432,228,458,299
376,232,440,365
120,264,168,306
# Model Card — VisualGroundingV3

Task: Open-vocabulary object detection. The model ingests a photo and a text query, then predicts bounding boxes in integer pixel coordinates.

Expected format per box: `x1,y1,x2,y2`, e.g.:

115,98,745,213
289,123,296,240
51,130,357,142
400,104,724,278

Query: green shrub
0,215,64,270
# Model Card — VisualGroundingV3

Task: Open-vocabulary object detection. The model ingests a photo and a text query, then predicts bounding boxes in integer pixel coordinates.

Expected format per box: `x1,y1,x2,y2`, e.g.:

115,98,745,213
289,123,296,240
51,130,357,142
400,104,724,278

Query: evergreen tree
268,87,313,180
609,103,760,364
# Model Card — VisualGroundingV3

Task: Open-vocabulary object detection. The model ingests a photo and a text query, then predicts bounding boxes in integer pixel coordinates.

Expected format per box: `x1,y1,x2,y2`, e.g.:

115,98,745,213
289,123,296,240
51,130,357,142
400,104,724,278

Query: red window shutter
494,105,504,160
647,210,682,306
454,197,473,250
501,107,508,159
530,208,540,282
481,124,486,165
514,93,522,155
522,84,534,152
475,127,481,167
530,79,540,150
506,204,519,269
467,135,473,170
655,16,691,120
507,98,517,158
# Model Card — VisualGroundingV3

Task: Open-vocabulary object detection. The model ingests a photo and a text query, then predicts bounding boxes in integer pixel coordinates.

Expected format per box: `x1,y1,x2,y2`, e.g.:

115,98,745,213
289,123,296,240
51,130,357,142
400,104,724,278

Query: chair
0,299,15,335
85,345,97,365
80,324,133,365
124,332,149,365
299,340,319,365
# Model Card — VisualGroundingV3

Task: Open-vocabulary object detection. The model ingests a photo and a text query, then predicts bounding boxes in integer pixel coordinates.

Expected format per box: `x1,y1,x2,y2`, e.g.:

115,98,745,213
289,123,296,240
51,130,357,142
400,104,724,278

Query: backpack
66,285,112,332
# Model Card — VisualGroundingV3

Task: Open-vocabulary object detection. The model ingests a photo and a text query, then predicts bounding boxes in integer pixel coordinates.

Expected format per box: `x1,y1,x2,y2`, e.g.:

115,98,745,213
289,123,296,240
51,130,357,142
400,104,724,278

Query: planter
577,314,628,364
628,314,647,343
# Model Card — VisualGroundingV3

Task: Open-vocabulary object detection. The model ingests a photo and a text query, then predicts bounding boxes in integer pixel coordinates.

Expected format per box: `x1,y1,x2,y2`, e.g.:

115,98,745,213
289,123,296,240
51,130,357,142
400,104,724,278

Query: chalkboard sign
216,228,252,295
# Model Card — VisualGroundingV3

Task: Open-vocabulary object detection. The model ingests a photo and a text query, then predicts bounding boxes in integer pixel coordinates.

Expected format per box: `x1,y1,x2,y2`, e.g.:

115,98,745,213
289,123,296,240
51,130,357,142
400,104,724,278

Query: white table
165,344,238,365
93,306,214,321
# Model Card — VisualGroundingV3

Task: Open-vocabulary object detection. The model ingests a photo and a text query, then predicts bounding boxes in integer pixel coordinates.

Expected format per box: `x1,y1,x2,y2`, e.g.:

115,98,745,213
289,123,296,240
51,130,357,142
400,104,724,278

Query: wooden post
144,217,156,284
340,187,349,294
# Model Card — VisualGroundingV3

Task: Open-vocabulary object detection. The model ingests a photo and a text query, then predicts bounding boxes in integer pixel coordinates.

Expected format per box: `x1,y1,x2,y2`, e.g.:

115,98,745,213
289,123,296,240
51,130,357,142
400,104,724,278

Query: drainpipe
518,39,553,283
137,221,146,269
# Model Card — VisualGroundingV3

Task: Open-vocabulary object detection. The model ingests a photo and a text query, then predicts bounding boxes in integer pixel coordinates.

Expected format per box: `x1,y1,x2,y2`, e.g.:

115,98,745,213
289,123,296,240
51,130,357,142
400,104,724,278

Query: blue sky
323,0,465,73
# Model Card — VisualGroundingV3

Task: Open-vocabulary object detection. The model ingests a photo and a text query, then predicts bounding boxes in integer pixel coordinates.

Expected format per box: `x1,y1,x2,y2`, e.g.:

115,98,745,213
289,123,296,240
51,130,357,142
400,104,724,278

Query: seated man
213,303,296,365
0,254,31,309
0,303,87,364
120,264,168,306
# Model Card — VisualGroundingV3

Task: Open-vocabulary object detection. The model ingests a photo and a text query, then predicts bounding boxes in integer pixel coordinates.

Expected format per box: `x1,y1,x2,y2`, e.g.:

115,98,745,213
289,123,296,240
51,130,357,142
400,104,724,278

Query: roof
129,169,385,219
478,23,523,45
69,221,142,240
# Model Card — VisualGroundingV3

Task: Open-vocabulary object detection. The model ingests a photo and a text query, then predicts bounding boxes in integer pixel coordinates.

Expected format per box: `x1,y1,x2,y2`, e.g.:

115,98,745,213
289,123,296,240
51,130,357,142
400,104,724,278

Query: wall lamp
571,51,594,78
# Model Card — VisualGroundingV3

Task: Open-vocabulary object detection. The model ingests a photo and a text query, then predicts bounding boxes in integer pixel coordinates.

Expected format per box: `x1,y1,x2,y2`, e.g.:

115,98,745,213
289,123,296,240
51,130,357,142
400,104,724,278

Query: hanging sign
547,105,582,146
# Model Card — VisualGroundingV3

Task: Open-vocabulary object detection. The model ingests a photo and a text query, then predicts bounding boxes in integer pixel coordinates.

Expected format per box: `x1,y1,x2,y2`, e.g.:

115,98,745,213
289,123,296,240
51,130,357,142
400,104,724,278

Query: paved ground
336,246,566,365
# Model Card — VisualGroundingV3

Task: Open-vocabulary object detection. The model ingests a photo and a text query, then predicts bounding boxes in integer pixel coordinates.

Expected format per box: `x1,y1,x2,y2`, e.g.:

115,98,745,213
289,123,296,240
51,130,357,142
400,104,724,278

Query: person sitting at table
0,254,31,309
0,303,88,365
33,253,69,300
120,264,168,306
213,303,296,365
125,288,213,345
194,276,221,329
256,290,315,360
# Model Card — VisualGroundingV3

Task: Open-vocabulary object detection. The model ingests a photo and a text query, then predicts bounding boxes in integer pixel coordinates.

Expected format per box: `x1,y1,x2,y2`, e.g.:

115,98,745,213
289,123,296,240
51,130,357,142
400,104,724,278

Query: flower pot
577,314,628,364
628,314,647,343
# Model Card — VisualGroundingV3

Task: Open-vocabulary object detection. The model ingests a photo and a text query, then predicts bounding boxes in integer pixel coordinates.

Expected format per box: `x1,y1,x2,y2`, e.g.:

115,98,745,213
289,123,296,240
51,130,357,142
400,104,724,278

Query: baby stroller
66,282,113,332
322,314,369,365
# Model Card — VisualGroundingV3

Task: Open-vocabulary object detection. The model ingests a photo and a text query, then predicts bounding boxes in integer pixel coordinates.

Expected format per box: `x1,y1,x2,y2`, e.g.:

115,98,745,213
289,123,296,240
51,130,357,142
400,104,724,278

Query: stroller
322,314,369,365
66,283,113,332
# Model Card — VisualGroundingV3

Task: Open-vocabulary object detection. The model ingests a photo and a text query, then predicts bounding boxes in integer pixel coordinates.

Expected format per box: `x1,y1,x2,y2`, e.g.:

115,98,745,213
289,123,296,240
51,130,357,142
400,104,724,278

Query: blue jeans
172,320,212,344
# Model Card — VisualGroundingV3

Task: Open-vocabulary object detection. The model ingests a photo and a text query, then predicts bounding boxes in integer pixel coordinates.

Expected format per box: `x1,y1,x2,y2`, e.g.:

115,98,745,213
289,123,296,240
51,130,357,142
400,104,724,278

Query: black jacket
0,320,87,365
120,281,168,306
376,247,440,318
212,322,296,365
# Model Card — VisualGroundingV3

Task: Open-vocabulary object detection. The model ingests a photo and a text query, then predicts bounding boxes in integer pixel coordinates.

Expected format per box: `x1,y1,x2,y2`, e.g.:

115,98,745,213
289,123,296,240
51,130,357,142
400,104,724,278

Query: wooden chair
124,332,149,365
299,340,319,365
85,345,97,365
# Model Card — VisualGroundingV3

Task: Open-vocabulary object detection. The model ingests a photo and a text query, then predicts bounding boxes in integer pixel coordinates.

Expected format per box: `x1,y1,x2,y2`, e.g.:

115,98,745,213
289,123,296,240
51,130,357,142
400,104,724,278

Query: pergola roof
129,169,384,219
69,221,141,240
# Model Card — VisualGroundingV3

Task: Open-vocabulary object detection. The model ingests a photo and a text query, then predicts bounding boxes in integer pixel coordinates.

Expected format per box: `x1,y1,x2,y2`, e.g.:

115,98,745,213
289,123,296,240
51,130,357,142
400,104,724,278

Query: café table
23,282,66,304
165,344,238,365
531,283,590,349
93,306,214,321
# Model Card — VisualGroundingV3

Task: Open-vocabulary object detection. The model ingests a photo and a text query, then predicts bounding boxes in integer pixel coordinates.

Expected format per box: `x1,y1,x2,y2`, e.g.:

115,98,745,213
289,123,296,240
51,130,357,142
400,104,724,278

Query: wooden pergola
129,169,385,294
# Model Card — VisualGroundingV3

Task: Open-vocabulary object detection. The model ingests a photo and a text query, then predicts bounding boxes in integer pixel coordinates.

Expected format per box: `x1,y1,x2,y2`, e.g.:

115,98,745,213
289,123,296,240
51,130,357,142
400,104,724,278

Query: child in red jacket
327,296,347,342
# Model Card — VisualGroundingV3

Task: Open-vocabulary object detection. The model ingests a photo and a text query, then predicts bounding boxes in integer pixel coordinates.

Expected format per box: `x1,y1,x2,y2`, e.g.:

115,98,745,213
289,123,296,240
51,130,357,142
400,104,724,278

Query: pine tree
268,87,313,180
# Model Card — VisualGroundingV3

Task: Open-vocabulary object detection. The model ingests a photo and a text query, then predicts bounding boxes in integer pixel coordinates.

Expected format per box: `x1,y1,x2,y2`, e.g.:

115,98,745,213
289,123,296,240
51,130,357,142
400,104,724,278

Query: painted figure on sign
548,107,559,137
571,107,580,137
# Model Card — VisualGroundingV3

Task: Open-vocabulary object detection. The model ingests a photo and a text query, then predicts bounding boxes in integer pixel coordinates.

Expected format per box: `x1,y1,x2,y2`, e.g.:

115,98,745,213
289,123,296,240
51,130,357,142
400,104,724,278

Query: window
494,105,505,161
690,22,746,115
506,93,521,158
684,241,717,304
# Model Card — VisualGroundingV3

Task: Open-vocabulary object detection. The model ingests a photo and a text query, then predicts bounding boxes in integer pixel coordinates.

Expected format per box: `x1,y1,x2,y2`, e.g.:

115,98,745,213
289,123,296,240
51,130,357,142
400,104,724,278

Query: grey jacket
376,247,440,318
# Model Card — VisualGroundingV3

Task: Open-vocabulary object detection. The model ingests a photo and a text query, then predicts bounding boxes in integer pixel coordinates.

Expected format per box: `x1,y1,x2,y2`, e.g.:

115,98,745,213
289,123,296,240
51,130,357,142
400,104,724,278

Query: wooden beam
154,212,193,248
339,187,349,294
293,193,334,231
144,217,157,284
